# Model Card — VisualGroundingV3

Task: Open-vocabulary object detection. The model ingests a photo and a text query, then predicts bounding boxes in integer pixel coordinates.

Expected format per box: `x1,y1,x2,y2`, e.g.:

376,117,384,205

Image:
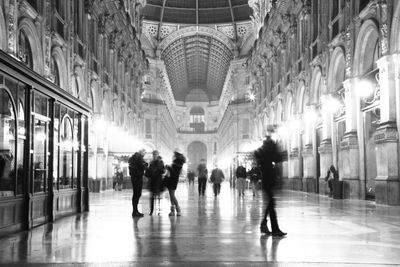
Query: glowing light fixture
321,95,341,113
356,80,375,99
246,90,256,102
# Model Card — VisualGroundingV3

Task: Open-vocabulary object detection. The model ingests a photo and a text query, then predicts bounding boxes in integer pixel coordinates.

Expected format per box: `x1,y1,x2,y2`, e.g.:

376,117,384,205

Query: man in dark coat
210,164,225,197
197,159,208,196
254,134,286,237
129,149,148,217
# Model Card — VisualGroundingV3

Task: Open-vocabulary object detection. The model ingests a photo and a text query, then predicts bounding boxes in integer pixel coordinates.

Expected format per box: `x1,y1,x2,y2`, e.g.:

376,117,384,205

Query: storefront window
53,103,60,189
0,89,16,197
60,115,73,189
73,113,79,188
32,93,49,193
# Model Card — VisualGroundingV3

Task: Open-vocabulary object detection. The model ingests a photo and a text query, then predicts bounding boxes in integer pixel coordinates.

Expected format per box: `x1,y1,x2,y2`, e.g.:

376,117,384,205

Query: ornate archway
187,141,207,172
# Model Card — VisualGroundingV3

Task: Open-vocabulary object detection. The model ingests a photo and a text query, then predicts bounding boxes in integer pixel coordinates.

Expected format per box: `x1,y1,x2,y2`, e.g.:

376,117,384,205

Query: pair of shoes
272,230,287,237
176,206,181,216
169,205,176,216
132,211,144,217
260,224,271,235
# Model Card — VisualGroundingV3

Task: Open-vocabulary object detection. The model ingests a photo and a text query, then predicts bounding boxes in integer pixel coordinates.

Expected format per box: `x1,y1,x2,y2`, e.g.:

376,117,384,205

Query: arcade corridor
0,185,399,266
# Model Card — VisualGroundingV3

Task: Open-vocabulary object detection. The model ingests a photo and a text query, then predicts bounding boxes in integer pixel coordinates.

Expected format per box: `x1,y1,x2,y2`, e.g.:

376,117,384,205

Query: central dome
142,0,252,24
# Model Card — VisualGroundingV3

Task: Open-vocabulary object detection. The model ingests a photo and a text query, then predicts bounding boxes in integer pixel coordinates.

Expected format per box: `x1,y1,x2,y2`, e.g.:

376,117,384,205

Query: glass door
31,93,50,194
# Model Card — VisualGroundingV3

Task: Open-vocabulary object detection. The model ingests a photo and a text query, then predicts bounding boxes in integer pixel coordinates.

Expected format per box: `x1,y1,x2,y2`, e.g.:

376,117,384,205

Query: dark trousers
198,178,207,195
131,176,143,212
213,183,221,196
261,188,280,232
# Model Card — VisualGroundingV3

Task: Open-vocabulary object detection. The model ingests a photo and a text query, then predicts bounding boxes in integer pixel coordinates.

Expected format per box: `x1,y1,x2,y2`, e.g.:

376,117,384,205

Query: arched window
18,30,33,69
0,88,17,196
60,116,73,189
190,106,205,132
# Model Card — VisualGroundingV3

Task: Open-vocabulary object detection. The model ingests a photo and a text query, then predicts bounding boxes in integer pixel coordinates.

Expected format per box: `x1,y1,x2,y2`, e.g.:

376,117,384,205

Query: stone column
302,106,317,192
288,117,302,190
107,152,115,190
341,78,361,199
374,54,400,205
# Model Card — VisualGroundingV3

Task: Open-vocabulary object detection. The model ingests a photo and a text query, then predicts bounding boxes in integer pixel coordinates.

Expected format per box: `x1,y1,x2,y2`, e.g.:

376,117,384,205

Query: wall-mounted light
321,95,341,114
356,80,375,99
246,90,256,102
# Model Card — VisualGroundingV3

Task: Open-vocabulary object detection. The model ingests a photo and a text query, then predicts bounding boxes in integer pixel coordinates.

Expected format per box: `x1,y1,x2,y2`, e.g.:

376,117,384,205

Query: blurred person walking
164,150,186,216
254,132,287,237
197,159,208,196
210,164,225,197
236,165,247,196
248,162,261,197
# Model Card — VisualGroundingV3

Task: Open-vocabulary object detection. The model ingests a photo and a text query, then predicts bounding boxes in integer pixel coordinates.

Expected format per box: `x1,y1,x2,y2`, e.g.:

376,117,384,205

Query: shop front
0,51,90,236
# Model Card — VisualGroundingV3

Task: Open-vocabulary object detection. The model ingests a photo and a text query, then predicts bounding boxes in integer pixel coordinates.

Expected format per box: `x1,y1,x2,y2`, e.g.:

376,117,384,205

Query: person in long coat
164,150,186,216
146,150,165,215
254,135,287,237
129,149,148,217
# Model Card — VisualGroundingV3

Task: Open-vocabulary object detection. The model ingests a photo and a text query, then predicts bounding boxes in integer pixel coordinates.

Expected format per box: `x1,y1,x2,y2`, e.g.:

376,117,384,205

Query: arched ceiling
141,0,253,102
161,33,234,101
142,0,252,25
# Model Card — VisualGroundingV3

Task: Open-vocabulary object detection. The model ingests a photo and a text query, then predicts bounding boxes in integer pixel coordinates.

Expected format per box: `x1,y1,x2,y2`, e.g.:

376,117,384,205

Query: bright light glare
357,80,375,99
304,108,318,124
288,119,301,132
322,96,341,113
35,132,46,142
247,91,256,102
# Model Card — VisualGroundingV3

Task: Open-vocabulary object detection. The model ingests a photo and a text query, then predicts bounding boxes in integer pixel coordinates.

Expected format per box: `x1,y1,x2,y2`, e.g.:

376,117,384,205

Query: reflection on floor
1,183,400,266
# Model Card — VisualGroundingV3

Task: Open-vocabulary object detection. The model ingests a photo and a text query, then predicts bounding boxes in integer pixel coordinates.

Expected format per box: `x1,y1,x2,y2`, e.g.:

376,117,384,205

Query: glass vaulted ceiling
142,0,252,102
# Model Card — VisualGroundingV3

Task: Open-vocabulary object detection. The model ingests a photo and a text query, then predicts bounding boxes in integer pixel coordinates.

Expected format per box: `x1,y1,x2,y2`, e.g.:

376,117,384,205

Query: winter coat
197,163,208,179
210,168,225,184
254,137,282,190
164,152,186,190
128,152,147,178
146,157,165,194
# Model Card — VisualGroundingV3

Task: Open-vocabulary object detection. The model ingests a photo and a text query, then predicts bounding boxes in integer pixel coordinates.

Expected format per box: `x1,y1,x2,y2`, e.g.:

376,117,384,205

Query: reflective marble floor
1,184,400,266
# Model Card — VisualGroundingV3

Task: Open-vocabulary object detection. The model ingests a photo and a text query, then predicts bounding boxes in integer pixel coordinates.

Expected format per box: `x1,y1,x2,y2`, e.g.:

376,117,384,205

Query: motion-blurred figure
325,165,339,197
164,150,186,216
187,170,195,186
236,165,247,197
210,164,225,197
146,150,165,215
248,161,261,197
197,159,208,196
254,132,287,237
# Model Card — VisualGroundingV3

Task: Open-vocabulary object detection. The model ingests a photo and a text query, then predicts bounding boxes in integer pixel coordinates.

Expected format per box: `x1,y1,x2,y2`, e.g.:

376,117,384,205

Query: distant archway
187,141,207,173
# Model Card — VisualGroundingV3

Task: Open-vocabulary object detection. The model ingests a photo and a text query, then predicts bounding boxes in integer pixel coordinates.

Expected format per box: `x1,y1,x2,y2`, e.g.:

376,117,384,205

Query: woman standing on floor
146,150,165,215
164,150,186,216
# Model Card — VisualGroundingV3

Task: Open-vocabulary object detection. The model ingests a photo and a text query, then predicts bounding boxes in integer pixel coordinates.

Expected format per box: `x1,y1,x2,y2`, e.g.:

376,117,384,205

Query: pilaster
302,144,316,193
374,54,400,204
288,148,302,190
